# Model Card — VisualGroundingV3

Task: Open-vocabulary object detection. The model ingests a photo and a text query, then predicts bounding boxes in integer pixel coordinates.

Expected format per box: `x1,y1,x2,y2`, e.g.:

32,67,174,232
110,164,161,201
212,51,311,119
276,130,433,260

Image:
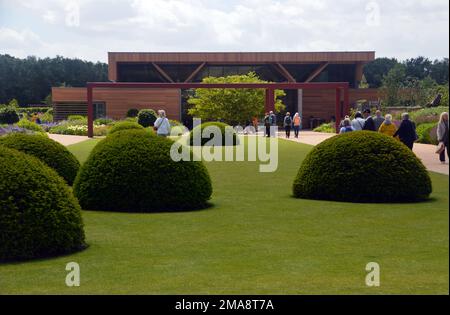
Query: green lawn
0,137,448,294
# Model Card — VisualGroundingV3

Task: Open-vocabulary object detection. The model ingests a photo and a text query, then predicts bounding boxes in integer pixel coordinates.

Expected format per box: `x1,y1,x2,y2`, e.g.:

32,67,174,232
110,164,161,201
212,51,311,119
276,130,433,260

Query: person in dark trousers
263,112,271,137
393,113,417,150
283,112,292,138
269,111,277,137
293,112,301,138
437,112,449,163
362,109,376,131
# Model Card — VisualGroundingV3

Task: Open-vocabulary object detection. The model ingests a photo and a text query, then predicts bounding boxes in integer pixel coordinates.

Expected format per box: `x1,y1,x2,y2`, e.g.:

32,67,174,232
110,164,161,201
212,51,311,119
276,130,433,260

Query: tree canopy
0,54,108,105
187,72,285,125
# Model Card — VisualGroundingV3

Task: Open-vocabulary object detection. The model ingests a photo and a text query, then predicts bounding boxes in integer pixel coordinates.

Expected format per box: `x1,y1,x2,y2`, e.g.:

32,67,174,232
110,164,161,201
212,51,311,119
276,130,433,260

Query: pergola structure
86,82,350,138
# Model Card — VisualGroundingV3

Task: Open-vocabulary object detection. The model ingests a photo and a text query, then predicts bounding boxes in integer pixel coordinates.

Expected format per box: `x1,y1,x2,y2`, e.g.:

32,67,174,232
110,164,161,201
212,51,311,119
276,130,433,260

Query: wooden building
52,51,379,128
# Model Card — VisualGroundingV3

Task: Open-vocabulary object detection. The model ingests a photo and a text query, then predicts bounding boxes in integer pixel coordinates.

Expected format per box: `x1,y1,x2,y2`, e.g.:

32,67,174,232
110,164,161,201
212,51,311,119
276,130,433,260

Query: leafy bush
49,122,108,136
0,133,80,185
313,122,335,133
108,121,144,135
39,110,53,123
126,108,139,118
410,106,449,126
416,123,438,145
68,115,87,122
189,122,238,146
137,109,157,127
292,131,432,203
94,117,114,126
0,106,19,124
17,119,45,132
16,107,51,116
73,129,212,212
0,147,86,261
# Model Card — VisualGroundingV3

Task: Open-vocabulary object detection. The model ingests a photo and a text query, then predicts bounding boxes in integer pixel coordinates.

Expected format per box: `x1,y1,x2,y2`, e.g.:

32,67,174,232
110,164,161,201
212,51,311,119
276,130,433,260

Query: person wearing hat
362,109,376,131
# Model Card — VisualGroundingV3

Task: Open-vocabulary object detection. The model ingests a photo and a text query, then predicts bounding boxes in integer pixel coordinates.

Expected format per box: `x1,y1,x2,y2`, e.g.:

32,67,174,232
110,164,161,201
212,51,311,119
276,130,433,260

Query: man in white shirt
154,110,171,136
351,111,366,131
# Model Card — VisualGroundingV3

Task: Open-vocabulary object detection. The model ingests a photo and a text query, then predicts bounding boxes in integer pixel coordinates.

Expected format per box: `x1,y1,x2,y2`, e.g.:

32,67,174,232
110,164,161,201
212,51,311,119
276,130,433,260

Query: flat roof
108,51,375,64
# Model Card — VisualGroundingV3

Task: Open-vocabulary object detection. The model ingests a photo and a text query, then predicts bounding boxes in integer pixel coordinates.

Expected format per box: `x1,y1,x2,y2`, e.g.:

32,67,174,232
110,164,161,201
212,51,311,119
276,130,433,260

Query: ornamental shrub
0,147,86,261
126,108,139,118
137,109,157,127
292,131,432,203
0,133,80,185
73,129,212,212
0,106,19,124
189,122,238,146
416,123,438,145
108,121,144,135
17,118,45,132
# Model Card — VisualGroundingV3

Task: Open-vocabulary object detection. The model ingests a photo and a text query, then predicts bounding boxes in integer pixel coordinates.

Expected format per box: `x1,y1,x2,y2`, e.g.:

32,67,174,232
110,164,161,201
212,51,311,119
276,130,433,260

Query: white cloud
1,0,448,62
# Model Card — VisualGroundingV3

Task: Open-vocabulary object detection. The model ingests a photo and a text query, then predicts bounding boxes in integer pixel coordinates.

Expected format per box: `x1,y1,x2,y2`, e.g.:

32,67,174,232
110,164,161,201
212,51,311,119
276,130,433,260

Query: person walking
373,110,385,131
269,111,277,137
393,113,417,150
263,112,271,137
339,118,355,134
378,114,397,138
351,112,365,131
153,110,171,137
293,112,301,138
283,112,292,138
362,109,377,131
436,112,449,164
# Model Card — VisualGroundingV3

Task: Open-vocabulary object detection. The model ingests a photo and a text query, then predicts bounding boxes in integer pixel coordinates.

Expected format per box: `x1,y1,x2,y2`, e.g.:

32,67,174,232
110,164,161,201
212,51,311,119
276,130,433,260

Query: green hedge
0,133,80,185
189,122,238,146
292,131,432,203
108,121,144,135
0,106,19,124
126,108,139,118
313,122,335,133
73,129,212,212
0,147,85,261
137,109,157,127
17,119,45,132
416,123,438,145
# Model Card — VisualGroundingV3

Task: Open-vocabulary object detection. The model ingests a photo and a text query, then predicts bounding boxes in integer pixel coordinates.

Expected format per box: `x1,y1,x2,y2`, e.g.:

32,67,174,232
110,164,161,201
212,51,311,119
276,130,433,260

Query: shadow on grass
289,195,439,205
0,243,90,266
81,201,215,215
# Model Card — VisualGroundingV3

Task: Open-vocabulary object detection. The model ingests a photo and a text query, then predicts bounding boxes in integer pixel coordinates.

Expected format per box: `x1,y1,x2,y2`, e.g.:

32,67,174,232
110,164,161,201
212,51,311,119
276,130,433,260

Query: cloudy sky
0,0,448,62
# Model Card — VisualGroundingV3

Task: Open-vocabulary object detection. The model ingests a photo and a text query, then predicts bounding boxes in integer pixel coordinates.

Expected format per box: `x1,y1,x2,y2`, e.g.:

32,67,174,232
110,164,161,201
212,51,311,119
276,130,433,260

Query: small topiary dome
108,121,144,135
0,133,80,185
292,131,432,203
189,122,238,146
137,109,157,127
73,129,212,212
0,146,86,261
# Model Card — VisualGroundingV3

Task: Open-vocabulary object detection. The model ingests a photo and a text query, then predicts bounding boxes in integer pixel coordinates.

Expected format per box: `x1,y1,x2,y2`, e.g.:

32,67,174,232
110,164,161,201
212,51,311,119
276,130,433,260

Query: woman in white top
154,110,171,137
351,111,365,131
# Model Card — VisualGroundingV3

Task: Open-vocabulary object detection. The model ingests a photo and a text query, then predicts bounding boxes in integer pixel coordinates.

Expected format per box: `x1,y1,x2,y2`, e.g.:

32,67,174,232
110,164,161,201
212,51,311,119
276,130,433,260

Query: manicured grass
0,137,448,294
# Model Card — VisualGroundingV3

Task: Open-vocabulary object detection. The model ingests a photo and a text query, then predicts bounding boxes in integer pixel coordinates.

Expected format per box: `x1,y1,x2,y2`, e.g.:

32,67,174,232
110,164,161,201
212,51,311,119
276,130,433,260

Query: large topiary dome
292,131,432,203
0,133,80,185
189,122,238,146
108,120,144,135
73,129,212,212
0,146,86,262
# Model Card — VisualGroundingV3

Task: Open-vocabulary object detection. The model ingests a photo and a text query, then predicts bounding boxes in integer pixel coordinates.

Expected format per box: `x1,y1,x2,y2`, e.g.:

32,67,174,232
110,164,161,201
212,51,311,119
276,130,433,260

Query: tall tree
188,72,285,125
0,54,108,105
363,57,399,88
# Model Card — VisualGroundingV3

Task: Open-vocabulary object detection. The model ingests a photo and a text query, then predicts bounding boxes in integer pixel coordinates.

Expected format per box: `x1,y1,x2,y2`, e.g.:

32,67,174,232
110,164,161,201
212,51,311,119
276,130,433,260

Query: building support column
343,86,350,117
335,88,341,132
87,85,94,138
265,88,275,113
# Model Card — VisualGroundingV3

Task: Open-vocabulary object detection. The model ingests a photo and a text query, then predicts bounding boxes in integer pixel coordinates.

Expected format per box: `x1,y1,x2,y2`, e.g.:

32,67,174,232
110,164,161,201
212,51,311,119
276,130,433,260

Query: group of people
262,111,302,138
339,109,449,163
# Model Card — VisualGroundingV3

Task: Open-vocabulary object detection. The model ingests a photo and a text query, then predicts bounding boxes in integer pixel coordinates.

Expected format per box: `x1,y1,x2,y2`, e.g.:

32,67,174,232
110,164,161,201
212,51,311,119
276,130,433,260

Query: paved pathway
279,131,449,175
48,134,89,146
49,132,449,175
